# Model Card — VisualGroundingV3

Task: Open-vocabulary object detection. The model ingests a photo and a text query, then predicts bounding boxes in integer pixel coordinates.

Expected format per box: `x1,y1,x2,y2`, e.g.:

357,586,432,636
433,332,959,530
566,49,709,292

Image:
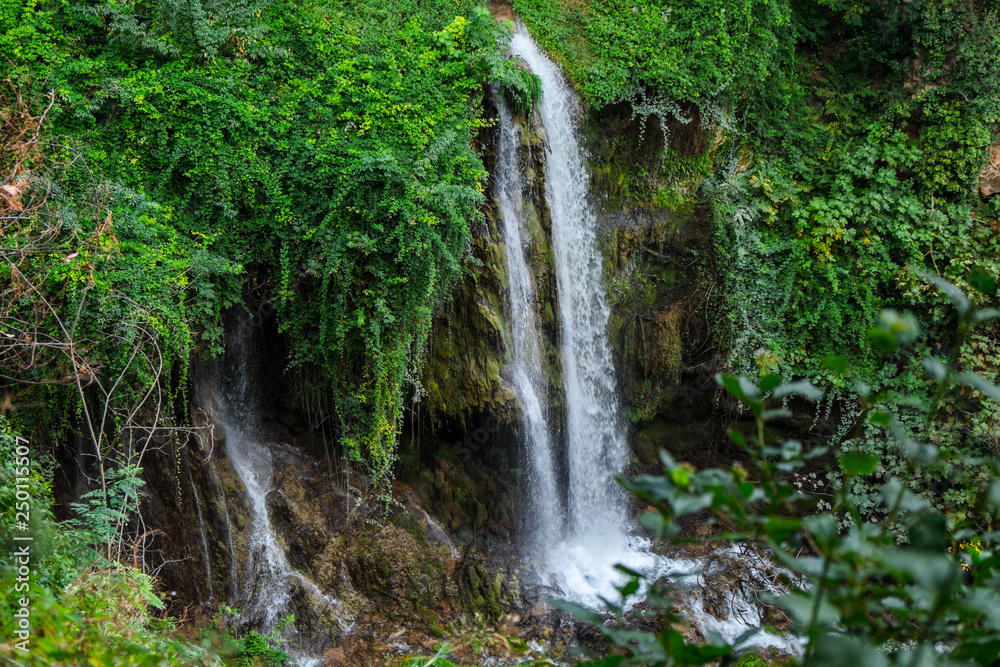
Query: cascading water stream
494,95,564,545
214,315,350,639
509,27,672,608
188,479,214,602
510,31,627,545
502,27,804,653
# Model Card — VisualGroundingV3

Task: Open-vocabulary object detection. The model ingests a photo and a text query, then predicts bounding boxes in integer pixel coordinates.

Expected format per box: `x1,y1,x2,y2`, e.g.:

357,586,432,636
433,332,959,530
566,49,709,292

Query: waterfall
214,314,350,638
508,28,686,610
494,95,564,545
188,478,214,602
509,28,628,540
501,30,804,653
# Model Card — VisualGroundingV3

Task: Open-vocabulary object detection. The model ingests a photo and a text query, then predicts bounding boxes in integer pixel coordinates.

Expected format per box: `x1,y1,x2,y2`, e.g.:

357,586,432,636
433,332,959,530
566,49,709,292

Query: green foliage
562,283,1000,665
89,0,273,59
69,463,146,554
234,614,292,667
511,0,793,113
700,2,1000,527
2,0,539,488
0,418,219,665
0,0,74,64
0,417,89,590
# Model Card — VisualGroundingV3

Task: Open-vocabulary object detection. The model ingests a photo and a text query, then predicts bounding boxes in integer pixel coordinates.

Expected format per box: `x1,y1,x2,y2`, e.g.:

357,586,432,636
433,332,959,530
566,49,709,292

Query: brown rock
981,144,1000,198
322,647,346,666
489,1,515,22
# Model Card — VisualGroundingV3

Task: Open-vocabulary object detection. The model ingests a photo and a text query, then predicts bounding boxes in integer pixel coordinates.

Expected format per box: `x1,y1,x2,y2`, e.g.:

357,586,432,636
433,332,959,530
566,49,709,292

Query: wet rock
635,418,714,471
981,144,1000,197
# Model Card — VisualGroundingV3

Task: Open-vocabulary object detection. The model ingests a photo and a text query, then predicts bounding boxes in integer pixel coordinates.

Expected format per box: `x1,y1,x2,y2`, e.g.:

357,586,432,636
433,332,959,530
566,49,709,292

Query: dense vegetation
1,0,538,482
1,0,537,661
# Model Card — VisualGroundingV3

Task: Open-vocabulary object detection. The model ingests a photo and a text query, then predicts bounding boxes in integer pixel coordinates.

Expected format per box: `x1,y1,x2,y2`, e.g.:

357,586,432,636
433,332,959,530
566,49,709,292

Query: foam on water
542,534,699,610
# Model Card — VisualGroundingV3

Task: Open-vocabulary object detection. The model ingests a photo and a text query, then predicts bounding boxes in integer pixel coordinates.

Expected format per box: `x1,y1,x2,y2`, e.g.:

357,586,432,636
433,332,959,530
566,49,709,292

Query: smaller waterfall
215,314,350,637
188,479,214,602
495,95,564,545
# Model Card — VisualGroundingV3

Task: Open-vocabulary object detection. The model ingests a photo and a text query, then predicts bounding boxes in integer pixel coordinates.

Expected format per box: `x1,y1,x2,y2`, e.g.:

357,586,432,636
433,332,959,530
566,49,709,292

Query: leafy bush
1,0,539,487
558,277,1000,665
233,614,292,667
0,418,217,665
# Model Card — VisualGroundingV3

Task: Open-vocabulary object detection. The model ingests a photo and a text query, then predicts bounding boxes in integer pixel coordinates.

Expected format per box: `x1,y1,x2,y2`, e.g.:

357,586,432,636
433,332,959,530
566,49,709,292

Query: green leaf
855,381,872,400
673,492,714,516
772,381,823,402
973,308,1000,324
717,374,766,416
809,635,889,667
804,445,831,459
781,440,803,460
987,482,1000,512
803,513,838,545
760,374,781,392
921,358,949,383
956,372,1000,402
840,451,879,476
550,599,604,625
619,578,640,598
823,354,848,374
762,517,803,541
868,326,895,354
880,551,960,597
969,268,997,297
638,511,676,538
659,449,679,470
776,591,839,627
869,410,891,427
915,269,970,318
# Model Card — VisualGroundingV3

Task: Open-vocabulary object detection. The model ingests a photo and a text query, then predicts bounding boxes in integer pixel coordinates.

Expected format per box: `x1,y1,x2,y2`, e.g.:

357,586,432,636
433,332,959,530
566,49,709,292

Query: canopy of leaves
0,0,538,483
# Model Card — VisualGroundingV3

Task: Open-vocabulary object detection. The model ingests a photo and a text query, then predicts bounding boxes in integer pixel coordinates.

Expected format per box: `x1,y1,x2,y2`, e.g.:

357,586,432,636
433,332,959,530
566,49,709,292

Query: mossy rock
636,418,716,471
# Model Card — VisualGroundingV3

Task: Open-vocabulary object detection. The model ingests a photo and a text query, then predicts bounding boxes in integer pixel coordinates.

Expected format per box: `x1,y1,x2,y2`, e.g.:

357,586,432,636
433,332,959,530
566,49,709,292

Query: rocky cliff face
408,94,565,542
589,105,729,473
133,86,734,660
413,95,730,505
982,143,1000,198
